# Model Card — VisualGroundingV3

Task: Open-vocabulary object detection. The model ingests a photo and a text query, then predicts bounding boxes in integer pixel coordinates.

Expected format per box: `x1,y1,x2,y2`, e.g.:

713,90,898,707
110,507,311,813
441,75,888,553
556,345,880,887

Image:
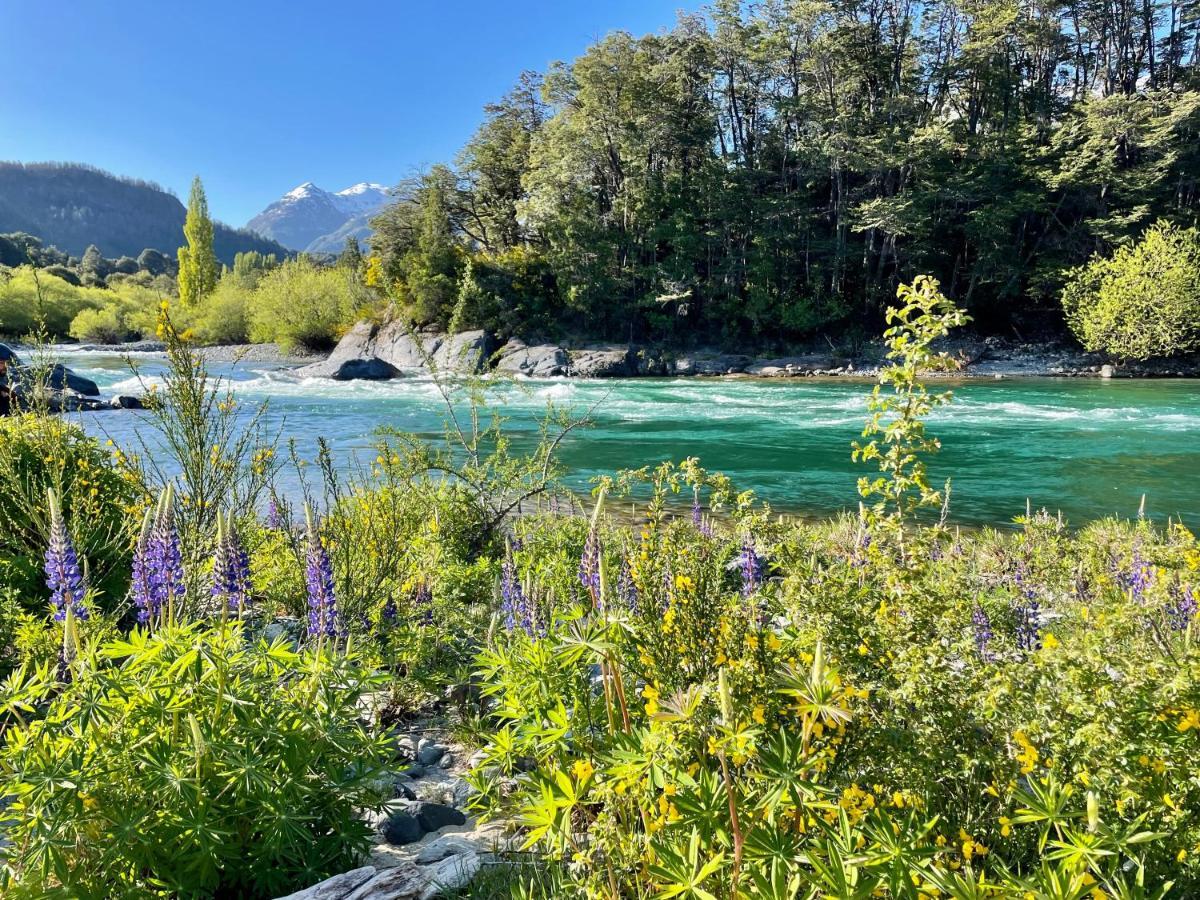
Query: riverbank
291,321,1200,381
22,332,1200,379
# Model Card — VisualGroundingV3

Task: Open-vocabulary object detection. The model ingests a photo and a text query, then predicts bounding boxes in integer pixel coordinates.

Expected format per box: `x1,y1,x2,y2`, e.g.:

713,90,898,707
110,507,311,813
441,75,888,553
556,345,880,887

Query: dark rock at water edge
109,394,145,409
412,801,466,832
44,364,100,397
381,810,424,846
327,358,399,381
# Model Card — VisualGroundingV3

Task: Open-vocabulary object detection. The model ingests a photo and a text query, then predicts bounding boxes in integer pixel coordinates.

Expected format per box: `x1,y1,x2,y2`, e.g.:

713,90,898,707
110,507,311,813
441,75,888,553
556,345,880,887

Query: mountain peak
247,180,391,252
284,181,325,200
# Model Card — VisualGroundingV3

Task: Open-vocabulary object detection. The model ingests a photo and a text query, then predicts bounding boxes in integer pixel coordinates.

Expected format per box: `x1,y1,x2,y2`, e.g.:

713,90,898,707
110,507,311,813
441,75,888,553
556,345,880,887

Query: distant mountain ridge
245,182,390,254
0,161,289,264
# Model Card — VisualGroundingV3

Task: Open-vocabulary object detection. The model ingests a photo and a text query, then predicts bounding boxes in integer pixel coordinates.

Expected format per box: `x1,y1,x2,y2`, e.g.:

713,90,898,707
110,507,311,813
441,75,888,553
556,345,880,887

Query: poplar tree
177,176,218,307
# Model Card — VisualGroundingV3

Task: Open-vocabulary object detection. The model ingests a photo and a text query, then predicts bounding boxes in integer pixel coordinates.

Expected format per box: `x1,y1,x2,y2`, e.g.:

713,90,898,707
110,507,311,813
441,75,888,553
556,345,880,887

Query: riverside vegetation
0,279,1197,898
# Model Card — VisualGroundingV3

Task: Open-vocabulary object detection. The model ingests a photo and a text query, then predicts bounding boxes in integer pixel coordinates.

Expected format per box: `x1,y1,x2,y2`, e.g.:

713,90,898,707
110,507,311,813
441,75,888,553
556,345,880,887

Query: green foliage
177,176,218,308
0,414,134,611
187,275,253,344
371,166,463,327
0,621,391,898
248,256,365,351
1063,222,1200,361
853,276,969,530
0,265,167,341
467,498,1200,898
366,7,1200,346
118,306,277,615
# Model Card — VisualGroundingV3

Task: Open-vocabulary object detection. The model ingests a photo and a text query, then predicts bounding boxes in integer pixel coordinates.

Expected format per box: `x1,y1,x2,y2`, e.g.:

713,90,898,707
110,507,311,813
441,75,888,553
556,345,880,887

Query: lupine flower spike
45,488,88,623
150,486,186,627
212,511,252,620
304,506,339,643
972,605,994,662
130,507,157,625
500,541,527,633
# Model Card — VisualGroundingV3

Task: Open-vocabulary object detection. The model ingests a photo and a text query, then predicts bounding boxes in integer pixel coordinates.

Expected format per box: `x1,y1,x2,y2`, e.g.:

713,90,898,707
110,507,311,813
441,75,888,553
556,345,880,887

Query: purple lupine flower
578,526,601,607
1015,599,1041,652
500,549,526,633
740,540,763,597
381,597,398,624
212,512,252,617
45,489,87,622
304,510,338,639
148,488,185,623
266,497,289,531
1168,583,1197,631
617,558,638,612
1125,546,1154,603
972,605,994,662
130,509,156,624
692,490,702,528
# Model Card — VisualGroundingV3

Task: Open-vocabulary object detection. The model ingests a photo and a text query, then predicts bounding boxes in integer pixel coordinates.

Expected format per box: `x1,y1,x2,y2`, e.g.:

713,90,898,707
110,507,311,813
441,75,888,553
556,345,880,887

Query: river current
61,350,1200,527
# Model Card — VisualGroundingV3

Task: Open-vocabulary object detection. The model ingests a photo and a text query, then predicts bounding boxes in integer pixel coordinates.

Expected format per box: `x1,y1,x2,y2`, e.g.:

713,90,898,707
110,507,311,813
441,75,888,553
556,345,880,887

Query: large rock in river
295,322,496,380
494,340,569,377
568,346,635,378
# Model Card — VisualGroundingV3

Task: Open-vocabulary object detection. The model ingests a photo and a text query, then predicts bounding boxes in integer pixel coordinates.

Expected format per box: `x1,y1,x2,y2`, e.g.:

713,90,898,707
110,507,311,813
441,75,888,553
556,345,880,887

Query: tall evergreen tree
177,176,218,307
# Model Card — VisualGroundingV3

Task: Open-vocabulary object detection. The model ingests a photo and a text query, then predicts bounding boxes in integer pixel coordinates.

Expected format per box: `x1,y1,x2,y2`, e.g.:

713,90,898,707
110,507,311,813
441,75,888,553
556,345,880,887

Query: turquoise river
62,351,1200,528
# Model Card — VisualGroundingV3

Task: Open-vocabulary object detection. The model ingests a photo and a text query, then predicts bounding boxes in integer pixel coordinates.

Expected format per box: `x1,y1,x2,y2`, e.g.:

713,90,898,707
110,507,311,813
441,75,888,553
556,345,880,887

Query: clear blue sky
0,0,697,226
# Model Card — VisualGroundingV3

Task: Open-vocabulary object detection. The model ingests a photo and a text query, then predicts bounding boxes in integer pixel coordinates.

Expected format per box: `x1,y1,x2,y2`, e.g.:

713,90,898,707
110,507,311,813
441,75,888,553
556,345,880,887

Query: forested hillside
370,1,1200,344
0,162,288,264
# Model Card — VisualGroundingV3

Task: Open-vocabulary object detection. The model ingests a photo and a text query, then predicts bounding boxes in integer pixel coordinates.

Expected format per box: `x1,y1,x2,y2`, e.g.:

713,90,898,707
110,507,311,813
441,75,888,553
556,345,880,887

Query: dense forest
0,162,288,263
370,0,1200,345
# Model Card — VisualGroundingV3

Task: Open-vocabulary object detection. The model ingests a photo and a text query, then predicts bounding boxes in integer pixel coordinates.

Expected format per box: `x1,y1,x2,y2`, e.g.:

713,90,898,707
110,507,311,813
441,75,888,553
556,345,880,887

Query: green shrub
0,266,95,336
68,304,130,343
1063,221,1200,361
0,414,135,610
0,621,392,898
249,257,366,351
0,265,165,341
189,275,253,344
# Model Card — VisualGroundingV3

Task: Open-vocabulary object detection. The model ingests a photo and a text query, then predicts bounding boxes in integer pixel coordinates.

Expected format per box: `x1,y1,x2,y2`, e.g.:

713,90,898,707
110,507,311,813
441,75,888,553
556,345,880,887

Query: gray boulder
0,344,21,366
430,330,495,374
494,340,569,377
274,866,378,900
416,739,446,767
295,321,497,379
109,394,146,409
569,346,634,378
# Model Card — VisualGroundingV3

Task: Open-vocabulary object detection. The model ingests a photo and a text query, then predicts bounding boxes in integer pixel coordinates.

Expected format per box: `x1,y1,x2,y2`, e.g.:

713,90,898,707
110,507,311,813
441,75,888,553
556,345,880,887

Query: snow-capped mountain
245,182,390,253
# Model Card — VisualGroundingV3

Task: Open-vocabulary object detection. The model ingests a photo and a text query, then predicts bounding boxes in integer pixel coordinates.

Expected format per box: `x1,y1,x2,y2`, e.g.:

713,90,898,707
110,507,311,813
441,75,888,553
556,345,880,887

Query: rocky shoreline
291,320,1200,382
0,343,145,414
